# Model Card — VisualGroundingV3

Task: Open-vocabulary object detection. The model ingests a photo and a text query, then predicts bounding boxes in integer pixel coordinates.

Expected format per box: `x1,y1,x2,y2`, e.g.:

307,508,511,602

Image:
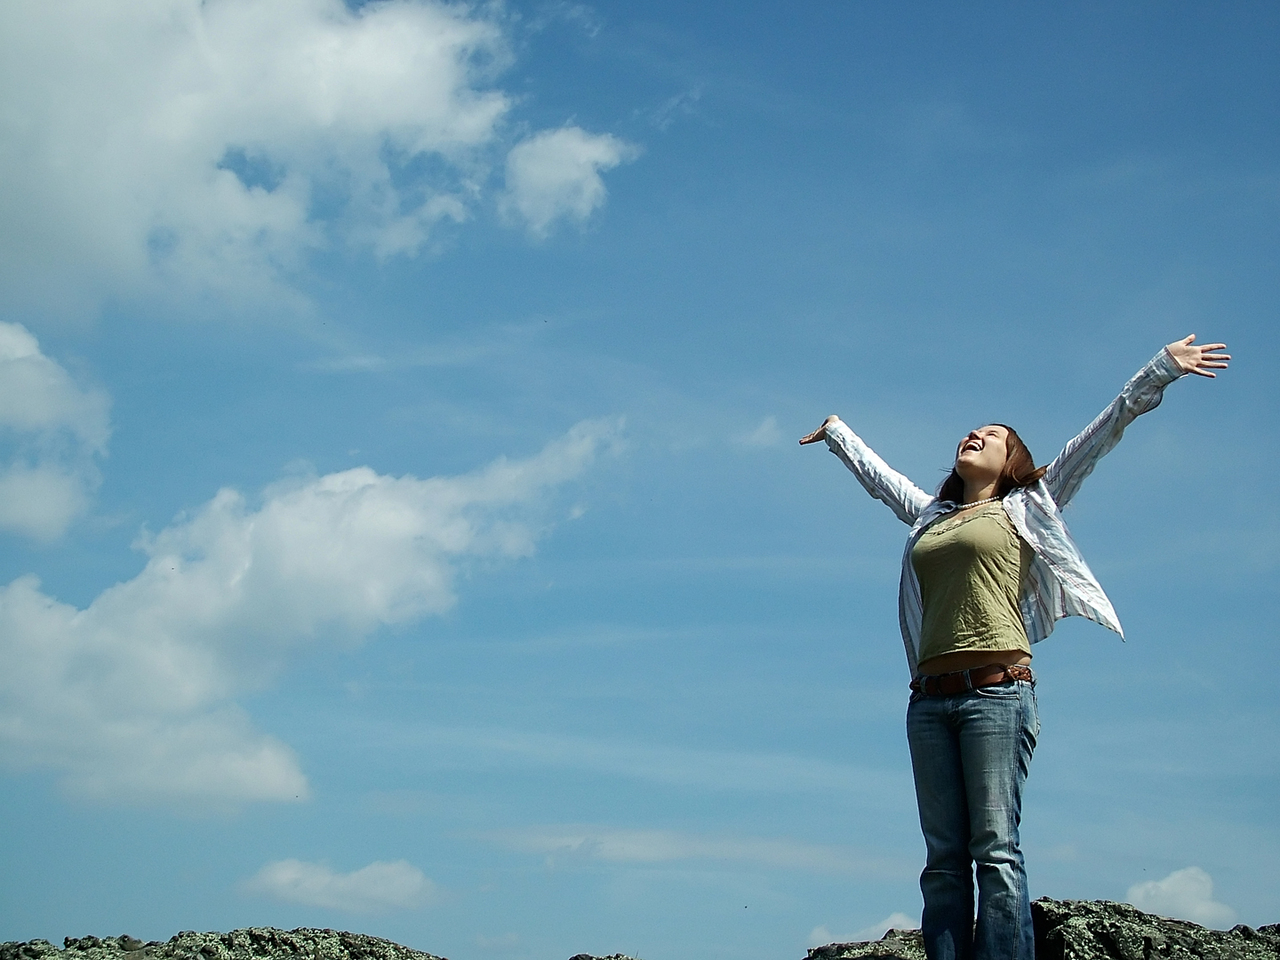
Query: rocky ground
807,898,1280,959
3,900,1278,960
0,930,444,960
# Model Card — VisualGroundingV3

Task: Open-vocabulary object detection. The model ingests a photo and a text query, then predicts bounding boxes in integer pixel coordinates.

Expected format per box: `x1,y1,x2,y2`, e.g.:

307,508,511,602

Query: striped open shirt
823,347,1185,677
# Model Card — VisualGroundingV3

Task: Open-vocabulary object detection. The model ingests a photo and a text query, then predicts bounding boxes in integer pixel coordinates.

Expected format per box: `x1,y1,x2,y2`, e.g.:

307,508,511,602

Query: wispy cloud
243,859,435,913
405,725,908,802
486,825,906,877
1126,867,1236,929
735,415,782,448
648,88,703,131
0,419,621,805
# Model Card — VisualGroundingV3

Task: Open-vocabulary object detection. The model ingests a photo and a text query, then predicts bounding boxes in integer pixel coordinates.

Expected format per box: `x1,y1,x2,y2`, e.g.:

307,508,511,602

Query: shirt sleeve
823,419,933,525
1042,347,1185,508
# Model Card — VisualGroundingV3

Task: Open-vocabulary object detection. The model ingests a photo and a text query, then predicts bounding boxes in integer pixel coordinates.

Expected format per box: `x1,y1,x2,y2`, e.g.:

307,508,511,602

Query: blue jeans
906,678,1039,960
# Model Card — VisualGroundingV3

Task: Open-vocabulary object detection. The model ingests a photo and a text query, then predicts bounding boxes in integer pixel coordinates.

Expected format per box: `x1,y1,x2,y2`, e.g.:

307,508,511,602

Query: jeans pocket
973,683,1020,700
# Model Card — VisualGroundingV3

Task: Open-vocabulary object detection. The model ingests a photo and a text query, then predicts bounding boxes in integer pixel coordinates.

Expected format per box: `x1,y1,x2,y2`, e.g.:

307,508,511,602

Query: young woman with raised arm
799,335,1230,960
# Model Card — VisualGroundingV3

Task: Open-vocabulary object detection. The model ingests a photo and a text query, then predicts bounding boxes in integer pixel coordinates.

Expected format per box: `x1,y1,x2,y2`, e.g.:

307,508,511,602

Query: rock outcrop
806,927,926,960
1032,899,1280,960
806,898,1280,960
0,929,445,960
5,901,1279,960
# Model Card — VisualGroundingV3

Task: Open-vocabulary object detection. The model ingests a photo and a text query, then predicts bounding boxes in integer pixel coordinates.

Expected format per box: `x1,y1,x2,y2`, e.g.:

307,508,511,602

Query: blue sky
0,1,1276,957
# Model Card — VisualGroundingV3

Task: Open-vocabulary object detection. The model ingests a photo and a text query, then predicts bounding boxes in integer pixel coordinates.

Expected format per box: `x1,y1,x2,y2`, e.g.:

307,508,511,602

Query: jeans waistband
910,663,1033,696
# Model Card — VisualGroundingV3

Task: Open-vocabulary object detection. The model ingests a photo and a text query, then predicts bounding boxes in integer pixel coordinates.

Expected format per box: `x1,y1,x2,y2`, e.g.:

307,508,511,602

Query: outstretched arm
1044,335,1230,507
801,416,933,525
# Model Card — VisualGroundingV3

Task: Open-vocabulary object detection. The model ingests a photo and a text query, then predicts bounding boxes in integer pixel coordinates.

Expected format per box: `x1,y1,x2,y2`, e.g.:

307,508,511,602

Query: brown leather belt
910,663,1033,696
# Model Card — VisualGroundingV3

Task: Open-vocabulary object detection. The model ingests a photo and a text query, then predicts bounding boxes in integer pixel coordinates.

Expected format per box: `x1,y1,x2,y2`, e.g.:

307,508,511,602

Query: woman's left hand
1166,335,1231,378
799,415,841,445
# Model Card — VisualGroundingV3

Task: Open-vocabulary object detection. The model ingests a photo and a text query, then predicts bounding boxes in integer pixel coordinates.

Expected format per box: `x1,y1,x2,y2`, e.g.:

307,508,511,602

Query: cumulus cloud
244,859,435,913
502,126,637,238
0,322,110,539
1126,866,1237,929
0,0,631,315
0,419,619,804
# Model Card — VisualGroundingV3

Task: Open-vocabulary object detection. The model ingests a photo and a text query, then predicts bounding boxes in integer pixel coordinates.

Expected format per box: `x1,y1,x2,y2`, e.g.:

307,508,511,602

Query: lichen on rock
0,930,446,960
1032,898,1280,960
806,927,926,960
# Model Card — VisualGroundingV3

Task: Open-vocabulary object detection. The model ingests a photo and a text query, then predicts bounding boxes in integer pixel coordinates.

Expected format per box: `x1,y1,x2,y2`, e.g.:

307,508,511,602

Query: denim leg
959,683,1038,960
907,693,974,960
907,682,1039,960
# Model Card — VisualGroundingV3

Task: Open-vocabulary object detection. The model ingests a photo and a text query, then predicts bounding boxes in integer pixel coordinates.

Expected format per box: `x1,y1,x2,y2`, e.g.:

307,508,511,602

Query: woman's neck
962,480,999,505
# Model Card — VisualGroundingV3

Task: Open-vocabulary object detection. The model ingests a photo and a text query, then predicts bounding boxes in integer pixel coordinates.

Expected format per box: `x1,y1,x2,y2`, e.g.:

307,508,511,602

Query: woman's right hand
799,415,841,445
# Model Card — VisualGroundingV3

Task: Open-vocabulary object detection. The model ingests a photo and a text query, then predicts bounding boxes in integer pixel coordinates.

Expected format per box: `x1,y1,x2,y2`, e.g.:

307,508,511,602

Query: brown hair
937,424,1047,503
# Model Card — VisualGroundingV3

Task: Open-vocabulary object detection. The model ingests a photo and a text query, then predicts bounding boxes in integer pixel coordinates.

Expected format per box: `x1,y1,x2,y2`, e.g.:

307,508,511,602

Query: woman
799,335,1229,960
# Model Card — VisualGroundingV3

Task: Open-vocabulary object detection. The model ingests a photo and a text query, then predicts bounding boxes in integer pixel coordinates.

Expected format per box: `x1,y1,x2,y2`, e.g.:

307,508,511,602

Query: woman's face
954,425,1009,483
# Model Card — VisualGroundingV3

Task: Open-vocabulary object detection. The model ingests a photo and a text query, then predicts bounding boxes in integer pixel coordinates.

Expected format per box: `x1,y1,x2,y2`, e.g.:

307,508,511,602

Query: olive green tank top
910,501,1033,664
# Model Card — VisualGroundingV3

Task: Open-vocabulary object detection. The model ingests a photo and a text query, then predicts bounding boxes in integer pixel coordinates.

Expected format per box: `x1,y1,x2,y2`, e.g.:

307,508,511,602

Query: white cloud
487,825,899,876
244,859,434,913
1126,867,1237,929
0,322,110,540
0,0,632,316
0,419,620,804
502,126,637,238
807,926,836,949
807,914,918,948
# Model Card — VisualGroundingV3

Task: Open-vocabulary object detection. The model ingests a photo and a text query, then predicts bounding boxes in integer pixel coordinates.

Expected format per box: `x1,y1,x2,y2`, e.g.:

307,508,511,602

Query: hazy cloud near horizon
243,859,437,914
1127,867,1237,929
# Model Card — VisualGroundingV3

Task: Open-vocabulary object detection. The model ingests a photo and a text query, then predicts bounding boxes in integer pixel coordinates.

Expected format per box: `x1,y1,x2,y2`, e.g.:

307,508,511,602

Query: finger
1181,334,1197,345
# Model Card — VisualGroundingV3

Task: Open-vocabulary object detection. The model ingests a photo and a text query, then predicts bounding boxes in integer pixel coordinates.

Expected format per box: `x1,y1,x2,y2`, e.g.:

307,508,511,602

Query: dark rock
567,955,642,960
4,942,60,960
0,930,446,960
805,899,1280,960
1032,898,1280,959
